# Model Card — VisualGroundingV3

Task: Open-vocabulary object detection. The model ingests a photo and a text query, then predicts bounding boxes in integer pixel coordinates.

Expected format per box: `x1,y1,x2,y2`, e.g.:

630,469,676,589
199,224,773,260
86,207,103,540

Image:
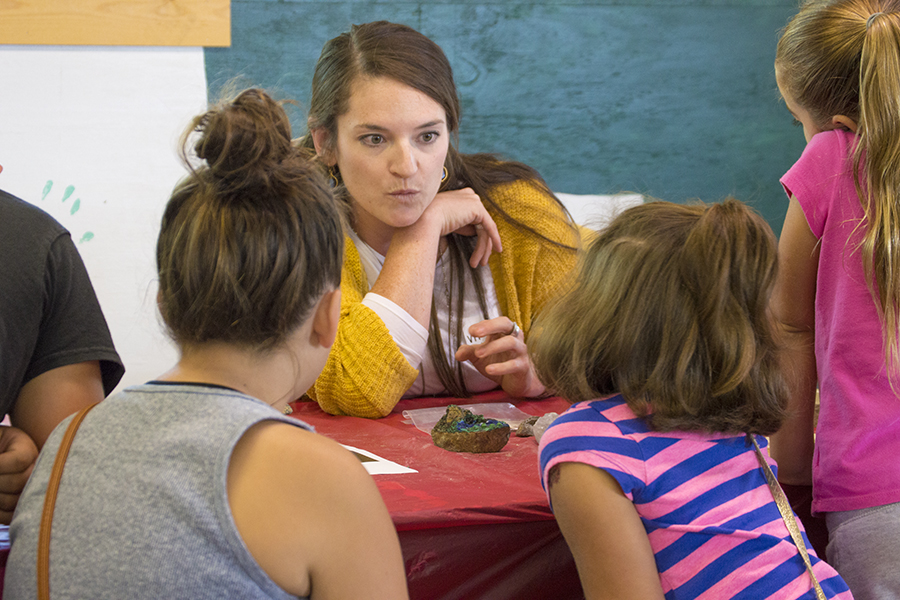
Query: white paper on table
342,445,418,475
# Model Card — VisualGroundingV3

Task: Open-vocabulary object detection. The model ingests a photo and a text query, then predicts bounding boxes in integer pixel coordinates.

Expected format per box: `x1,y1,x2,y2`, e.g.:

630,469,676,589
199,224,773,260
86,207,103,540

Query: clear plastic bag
402,403,531,434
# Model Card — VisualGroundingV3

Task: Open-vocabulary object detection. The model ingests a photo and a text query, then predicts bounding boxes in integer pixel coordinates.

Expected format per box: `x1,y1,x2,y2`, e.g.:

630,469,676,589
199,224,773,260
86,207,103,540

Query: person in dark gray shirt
0,178,123,523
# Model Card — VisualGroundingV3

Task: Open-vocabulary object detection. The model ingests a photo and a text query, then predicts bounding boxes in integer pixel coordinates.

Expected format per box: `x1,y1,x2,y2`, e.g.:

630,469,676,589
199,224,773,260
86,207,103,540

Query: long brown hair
158,89,343,352
777,0,900,375
299,21,578,396
529,200,787,435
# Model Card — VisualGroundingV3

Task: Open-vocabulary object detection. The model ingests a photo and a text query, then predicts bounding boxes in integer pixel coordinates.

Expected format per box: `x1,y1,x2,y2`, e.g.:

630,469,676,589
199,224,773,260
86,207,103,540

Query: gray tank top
5,383,312,599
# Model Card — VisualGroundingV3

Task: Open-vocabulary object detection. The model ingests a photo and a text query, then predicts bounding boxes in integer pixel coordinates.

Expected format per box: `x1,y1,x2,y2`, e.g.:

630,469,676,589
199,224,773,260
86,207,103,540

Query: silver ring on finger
507,322,521,337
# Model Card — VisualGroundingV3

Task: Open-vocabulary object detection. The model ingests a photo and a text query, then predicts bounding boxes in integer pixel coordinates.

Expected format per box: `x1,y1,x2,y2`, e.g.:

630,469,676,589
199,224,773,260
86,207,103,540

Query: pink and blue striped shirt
539,396,853,599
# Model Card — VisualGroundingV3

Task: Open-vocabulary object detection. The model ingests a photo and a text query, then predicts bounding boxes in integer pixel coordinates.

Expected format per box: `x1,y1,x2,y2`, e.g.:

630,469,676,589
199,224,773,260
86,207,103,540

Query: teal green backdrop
205,1,806,233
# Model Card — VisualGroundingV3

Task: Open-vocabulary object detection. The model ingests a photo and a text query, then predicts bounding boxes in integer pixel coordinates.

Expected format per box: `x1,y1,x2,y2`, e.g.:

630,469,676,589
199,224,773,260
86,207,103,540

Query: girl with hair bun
533,200,852,599
4,89,409,599
300,21,581,418
772,2,900,597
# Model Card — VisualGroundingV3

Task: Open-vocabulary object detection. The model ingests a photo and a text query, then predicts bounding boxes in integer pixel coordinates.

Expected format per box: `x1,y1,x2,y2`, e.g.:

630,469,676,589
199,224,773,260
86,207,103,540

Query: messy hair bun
157,88,343,350
193,88,293,186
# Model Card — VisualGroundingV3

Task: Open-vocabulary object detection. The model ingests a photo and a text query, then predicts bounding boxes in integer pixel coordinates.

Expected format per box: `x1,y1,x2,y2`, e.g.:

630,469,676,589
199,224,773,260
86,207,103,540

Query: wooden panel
0,0,230,47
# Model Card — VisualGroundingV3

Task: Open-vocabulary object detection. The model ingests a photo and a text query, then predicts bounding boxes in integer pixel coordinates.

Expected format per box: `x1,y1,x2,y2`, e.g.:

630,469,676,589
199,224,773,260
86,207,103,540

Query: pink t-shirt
781,128,900,514
539,397,854,598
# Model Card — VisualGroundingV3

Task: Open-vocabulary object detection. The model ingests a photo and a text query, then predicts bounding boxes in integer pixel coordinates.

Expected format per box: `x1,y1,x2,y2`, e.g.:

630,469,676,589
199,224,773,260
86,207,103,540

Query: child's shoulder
805,128,857,159
556,395,651,435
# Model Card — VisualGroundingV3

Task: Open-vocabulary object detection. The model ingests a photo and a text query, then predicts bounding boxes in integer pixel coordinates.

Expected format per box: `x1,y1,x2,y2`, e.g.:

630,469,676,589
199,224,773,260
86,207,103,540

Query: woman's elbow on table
309,350,418,418
309,379,401,419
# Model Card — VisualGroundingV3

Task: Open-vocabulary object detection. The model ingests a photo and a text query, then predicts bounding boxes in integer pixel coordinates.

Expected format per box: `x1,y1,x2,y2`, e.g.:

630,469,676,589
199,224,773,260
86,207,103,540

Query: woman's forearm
368,218,442,328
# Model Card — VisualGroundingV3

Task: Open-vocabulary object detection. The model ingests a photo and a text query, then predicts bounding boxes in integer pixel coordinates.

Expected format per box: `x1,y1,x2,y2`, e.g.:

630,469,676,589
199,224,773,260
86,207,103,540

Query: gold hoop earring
329,168,339,188
441,166,448,183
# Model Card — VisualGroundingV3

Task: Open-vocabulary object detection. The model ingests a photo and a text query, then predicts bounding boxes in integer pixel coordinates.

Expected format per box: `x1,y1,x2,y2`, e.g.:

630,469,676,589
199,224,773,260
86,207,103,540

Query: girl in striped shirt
531,200,852,599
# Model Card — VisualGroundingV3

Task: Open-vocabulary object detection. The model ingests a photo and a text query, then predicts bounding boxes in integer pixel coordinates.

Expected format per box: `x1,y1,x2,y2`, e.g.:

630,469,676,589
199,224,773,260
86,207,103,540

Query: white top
350,229,501,397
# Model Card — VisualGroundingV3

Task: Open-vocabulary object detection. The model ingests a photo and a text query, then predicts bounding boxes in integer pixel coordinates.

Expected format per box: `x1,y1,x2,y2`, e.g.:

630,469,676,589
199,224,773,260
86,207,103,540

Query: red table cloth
288,391,583,600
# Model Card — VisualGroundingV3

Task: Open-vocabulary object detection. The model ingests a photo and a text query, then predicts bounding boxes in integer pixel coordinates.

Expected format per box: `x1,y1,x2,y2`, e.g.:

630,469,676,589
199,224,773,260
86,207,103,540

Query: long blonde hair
777,0,900,374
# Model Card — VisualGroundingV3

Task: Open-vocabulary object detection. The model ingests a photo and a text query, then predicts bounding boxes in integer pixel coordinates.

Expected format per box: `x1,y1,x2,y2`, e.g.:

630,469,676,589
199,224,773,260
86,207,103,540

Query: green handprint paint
41,181,97,243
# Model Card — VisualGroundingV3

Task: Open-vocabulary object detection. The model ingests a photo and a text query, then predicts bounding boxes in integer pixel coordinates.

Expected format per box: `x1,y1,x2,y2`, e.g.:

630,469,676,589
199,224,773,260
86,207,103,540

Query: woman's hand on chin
420,188,502,267
455,317,546,398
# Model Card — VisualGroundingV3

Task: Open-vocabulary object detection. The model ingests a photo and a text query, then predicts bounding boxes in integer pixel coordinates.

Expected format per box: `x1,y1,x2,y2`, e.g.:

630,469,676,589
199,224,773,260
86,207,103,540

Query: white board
554,192,644,230
0,46,209,390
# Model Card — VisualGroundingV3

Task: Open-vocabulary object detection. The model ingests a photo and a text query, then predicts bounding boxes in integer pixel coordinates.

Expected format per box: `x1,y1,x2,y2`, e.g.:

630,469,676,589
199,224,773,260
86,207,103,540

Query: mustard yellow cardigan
307,180,580,418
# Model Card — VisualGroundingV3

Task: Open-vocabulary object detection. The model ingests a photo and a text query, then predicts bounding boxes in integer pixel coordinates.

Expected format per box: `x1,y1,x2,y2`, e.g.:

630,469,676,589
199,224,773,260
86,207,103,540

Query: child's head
530,199,787,435
157,88,343,354
778,0,900,375
775,0,900,135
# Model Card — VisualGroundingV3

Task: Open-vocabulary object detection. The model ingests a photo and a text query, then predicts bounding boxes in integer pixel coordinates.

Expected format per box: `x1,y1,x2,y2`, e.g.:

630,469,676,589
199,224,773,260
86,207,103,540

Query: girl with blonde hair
772,1,900,596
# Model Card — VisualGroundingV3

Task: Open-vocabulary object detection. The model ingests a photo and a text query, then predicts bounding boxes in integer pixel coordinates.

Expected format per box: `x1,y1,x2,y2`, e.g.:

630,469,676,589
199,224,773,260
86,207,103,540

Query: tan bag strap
751,436,827,600
37,403,99,600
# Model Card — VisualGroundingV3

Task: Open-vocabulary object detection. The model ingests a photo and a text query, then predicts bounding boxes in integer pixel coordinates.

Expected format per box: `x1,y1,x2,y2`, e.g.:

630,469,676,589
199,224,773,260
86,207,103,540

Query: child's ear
311,288,342,349
831,114,858,133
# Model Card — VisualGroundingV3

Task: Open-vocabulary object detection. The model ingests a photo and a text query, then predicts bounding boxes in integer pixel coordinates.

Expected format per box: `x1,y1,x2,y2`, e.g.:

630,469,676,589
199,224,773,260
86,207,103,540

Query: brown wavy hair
298,20,578,397
529,200,787,435
157,89,343,351
777,0,900,375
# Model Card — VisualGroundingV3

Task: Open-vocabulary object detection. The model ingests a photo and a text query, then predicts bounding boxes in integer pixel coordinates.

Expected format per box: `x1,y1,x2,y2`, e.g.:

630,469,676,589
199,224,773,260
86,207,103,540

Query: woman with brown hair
300,21,581,418
532,200,852,599
4,89,408,599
